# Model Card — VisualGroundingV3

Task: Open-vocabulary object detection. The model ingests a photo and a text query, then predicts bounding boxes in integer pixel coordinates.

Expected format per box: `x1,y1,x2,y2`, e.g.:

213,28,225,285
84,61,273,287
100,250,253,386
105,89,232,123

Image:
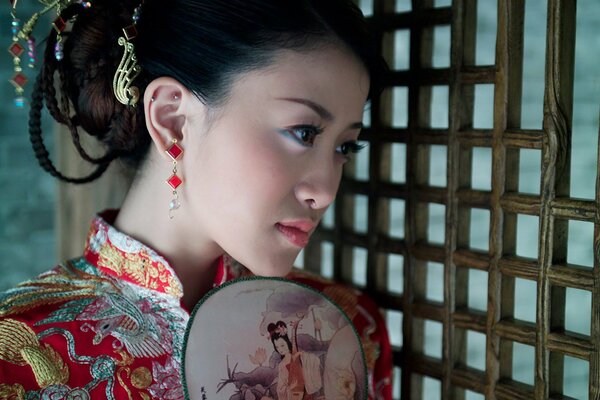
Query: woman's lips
275,222,313,247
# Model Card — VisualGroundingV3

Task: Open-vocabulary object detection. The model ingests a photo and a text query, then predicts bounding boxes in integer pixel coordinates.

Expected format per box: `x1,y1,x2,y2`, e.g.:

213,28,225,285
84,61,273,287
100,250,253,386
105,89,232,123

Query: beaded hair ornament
8,0,142,107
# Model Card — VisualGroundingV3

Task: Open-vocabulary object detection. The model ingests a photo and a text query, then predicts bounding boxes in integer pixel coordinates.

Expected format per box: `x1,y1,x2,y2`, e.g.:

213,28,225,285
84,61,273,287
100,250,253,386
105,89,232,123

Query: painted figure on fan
270,321,323,400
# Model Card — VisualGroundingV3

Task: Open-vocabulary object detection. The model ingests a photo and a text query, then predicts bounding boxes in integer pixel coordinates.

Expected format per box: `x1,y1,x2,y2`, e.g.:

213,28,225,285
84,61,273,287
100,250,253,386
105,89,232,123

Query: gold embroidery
0,383,25,400
0,319,38,365
115,349,135,367
0,319,69,388
98,243,182,297
140,394,151,400
0,262,112,317
98,245,126,276
116,365,152,400
21,343,69,388
130,366,152,389
117,368,135,400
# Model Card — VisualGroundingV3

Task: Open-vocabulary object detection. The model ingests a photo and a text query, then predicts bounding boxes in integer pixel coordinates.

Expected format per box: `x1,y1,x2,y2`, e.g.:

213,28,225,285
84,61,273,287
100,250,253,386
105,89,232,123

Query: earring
165,139,183,219
52,16,66,61
8,2,25,107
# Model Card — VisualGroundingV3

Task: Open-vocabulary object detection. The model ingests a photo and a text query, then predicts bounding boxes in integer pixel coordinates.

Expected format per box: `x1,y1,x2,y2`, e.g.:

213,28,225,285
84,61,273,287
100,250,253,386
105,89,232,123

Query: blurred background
1,0,598,399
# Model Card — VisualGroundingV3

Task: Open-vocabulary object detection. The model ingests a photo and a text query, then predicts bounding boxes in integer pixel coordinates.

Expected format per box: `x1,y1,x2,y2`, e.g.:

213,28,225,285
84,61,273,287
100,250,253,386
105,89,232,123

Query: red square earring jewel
166,139,183,219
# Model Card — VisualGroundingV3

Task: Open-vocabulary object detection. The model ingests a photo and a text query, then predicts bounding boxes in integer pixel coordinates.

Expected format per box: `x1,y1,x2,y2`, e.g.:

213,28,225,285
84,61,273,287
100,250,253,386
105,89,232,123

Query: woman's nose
294,159,341,210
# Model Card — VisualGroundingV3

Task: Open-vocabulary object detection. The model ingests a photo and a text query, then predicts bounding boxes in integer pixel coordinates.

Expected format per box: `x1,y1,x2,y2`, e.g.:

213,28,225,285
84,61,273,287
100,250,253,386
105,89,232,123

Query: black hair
29,0,387,183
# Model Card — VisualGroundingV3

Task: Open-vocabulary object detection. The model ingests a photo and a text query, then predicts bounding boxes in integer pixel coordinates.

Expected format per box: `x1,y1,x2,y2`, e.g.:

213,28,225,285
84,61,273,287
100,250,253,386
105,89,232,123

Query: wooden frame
304,1,597,399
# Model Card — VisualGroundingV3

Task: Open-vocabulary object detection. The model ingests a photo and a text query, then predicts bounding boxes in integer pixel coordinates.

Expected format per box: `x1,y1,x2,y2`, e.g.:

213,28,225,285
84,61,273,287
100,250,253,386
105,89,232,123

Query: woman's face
274,337,291,356
181,46,369,276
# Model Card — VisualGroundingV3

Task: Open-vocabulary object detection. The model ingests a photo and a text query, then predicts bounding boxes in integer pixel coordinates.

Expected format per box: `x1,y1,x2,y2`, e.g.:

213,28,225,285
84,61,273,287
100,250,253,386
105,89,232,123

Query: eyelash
281,124,324,147
337,141,367,157
281,124,366,158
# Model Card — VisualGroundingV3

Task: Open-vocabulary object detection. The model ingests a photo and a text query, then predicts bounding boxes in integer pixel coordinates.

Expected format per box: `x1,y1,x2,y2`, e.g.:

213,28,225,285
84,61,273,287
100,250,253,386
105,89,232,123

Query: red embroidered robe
0,211,392,399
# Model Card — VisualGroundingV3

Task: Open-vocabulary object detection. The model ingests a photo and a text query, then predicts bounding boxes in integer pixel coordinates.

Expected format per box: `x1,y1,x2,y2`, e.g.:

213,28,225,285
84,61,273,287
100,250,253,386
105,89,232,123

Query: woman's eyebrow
276,97,363,130
276,97,334,121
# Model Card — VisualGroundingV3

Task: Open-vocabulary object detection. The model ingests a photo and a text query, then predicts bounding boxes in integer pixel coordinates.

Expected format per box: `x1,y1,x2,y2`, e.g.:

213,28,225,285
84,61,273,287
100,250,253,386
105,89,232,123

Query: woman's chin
246,259,295,278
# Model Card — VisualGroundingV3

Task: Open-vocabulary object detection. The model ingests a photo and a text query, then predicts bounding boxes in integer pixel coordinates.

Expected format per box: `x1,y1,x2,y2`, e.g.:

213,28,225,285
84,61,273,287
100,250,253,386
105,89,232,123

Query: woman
1,0,392,398
270,325,322,400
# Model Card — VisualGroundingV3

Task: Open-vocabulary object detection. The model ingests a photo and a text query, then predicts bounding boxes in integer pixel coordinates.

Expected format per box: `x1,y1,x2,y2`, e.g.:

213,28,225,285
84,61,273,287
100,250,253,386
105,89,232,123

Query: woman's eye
337,141,367,157
281,125,323,147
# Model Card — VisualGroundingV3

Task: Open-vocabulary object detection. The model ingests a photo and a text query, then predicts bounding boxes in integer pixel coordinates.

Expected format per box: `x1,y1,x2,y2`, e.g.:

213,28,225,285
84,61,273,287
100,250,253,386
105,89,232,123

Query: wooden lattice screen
302,1,599,399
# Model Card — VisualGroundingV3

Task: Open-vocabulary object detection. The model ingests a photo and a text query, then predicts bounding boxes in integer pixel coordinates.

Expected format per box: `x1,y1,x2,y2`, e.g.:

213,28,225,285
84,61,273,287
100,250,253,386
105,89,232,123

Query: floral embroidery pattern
147,358,184,400
85,216,183,298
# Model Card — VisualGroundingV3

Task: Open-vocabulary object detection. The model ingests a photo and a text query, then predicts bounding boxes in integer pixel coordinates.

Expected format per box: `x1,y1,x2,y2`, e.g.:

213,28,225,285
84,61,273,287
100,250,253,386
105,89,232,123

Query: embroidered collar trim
83,210,245,299
83,211,184,298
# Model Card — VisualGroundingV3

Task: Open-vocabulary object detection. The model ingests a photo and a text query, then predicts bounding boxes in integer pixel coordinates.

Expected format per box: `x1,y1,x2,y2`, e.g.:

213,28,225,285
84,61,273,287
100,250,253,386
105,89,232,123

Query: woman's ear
144,77,192,160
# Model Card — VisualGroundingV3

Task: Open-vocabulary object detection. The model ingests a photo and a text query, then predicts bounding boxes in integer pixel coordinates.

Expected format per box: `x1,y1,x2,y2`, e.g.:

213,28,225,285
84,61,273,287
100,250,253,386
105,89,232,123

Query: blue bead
14,97,25,107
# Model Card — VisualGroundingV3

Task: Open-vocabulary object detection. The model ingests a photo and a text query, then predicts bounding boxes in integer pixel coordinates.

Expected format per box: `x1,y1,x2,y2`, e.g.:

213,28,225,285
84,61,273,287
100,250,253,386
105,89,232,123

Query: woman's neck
115,162,224,310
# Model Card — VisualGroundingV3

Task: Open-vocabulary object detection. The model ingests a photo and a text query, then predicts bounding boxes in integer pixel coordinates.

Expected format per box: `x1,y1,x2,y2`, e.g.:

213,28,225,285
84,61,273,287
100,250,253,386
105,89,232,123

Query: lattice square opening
429,145,447,187
392,29,411,71
388,253,404,294
353,194,369,234
567,220,594,268
471,147,492,191
423,319,443,359
563,355,589,400
424,261,444,303
429,86,449,129
386,309,403,348
521,0,547,129
468,269,488,312
474,0,498,66
465,390,485,400
352,140,370,181
433,0,451,8
465,330,487,371
427,203,446,245
363,105,371,128
518,149,542,195
516,214,539,259
357,0,373,17
564,287,591,336
392,87,409,128
322,202,334,229
395,0,411,13
514,277,537,323
473,84,495,129
352,246,368,287
320,241,334,278
295,249,304,269
432,25,451,68
422,376,441,400
571,0,600,201
390,143,407,183
393,366,402,399
469,208,490,251
390,198,406,239
512,342,535,386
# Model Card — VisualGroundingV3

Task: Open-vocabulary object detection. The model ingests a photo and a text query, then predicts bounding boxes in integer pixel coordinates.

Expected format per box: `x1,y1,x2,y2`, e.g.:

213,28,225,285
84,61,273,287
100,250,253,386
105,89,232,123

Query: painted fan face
182,277,367,400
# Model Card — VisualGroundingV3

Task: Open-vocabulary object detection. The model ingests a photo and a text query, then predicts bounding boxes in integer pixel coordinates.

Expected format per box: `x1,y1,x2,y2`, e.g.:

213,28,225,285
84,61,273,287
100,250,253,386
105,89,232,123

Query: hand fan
182,277,367,400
